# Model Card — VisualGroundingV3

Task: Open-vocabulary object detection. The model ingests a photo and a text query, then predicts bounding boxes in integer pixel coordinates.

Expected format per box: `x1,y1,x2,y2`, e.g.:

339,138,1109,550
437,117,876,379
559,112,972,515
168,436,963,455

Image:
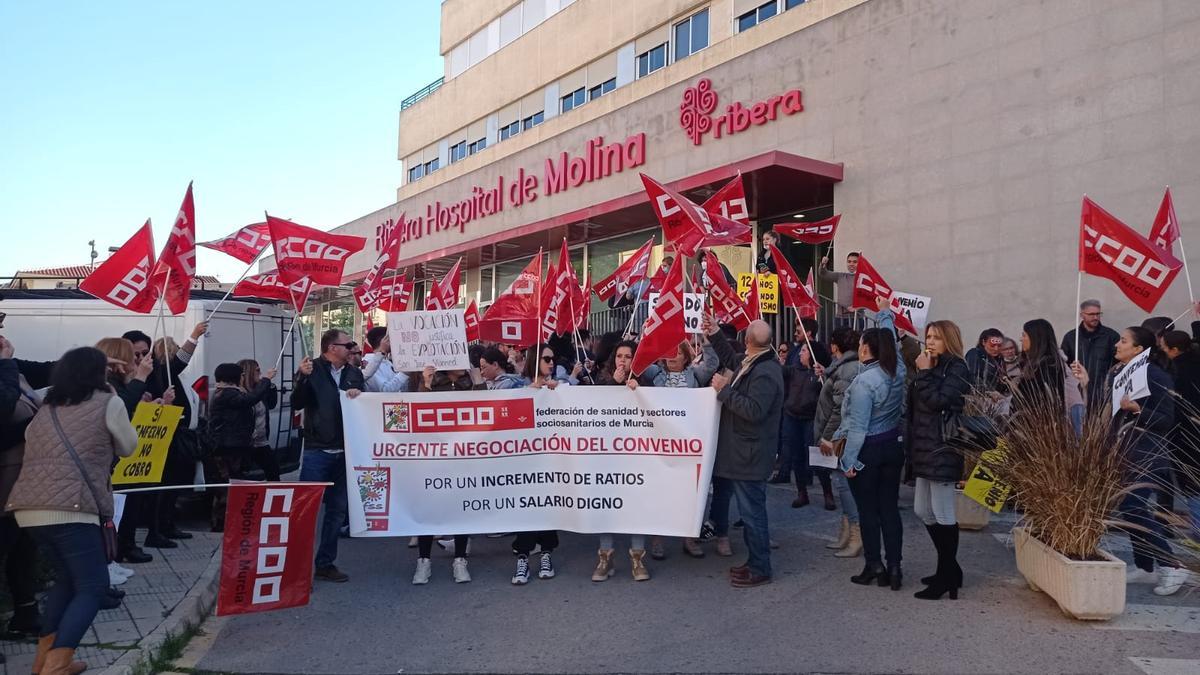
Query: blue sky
0,1,442,281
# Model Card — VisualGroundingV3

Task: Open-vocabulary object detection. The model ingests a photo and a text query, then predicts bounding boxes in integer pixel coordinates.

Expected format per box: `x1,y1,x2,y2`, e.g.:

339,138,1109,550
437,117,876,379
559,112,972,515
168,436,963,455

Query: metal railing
401,77,445,110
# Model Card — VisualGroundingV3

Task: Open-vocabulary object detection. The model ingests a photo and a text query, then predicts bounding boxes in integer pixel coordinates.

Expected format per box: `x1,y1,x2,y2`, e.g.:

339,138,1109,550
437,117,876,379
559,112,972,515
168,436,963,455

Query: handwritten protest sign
387,310,471,372
891,291,931,335
962,446,1011,513
113,403,183,485
648,292,705,333
1111,348,1151,415
736,273,779,314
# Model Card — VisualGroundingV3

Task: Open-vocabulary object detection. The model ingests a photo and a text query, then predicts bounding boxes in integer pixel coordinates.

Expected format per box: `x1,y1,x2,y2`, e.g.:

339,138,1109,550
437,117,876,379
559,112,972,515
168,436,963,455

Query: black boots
850,562,889,586
915,523,962,600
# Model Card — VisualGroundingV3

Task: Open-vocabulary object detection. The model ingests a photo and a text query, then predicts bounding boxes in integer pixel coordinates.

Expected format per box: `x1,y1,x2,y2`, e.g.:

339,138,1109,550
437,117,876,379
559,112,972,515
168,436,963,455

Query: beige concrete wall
311,0,1200,341
403,0,720,159
441,0,514,56
397,0,864,194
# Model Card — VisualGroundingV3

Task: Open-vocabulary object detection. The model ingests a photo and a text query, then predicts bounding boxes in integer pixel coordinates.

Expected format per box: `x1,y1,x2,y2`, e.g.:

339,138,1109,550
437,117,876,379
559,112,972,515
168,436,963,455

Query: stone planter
1012,526,1126,621
955,491,991,530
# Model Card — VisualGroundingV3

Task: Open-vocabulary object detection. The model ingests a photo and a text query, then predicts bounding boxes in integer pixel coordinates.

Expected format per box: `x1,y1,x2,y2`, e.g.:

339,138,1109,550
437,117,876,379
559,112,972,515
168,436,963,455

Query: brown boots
32,635,86,674
591,549,615,581
630,549,651,581
591,548,651,581
834,524,863,558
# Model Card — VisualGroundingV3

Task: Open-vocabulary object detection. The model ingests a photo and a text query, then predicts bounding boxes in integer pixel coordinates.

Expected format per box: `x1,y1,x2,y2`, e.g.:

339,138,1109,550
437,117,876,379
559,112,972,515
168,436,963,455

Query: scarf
733,346,772,387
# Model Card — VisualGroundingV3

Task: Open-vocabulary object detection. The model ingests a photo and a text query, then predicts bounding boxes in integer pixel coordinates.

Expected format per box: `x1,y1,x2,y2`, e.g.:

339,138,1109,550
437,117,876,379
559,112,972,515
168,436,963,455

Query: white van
0,290,305,468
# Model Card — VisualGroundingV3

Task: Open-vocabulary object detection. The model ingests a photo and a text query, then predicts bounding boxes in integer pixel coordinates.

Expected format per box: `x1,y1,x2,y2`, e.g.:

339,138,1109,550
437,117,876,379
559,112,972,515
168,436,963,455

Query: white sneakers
538,552,555,579
1125,566,1158,585
512,555,531,585
1153,566,1196,596
452,557,471,583
412,557,432,585
108,562,134,586
413,557,472,584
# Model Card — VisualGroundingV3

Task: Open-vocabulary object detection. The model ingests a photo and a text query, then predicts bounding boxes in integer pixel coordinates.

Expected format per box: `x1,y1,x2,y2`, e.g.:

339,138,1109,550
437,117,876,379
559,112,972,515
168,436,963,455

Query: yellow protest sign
113,403,183,485
736,273,779,314
962,446,1011,513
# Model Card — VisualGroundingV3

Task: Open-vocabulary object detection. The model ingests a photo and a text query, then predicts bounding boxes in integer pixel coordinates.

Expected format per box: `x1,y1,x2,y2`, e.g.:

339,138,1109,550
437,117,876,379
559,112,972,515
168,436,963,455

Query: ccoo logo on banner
217,483,326,616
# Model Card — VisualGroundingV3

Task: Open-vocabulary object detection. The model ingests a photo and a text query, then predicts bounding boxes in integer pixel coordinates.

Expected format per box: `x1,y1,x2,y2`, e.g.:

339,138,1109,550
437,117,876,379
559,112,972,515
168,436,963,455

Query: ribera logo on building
680,78,803,146
376,134,646,250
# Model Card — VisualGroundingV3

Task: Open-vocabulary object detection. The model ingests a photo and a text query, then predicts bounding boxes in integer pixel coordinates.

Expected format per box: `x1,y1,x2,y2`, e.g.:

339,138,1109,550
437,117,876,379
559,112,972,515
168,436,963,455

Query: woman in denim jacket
825,301,907,590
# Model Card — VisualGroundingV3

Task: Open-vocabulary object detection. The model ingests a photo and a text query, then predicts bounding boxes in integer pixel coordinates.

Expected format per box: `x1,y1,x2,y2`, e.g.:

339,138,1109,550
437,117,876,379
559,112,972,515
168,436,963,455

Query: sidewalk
0,530,221,675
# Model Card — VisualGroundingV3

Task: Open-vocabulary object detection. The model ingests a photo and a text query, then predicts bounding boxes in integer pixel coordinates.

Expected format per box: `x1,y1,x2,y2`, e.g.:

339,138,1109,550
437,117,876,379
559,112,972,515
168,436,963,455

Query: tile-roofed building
8,265,222,290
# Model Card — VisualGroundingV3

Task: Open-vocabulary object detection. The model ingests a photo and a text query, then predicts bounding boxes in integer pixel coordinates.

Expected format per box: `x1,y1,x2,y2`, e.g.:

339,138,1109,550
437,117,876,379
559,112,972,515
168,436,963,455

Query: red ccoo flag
631,255,688,376
352,223,403,313
744,274,763,321
216,483,326,616
464,299,481,342
1080,196,1182,313
233,273,314,314
81,220,159,314
703,250,750,331
426,258,462,310
551,239,579,336
593,238,653,301
199,222,271,264
378,275,414,312
481,253,542,346
641,174,749,256
151,182,197,315
850,255,919,335
701,174,750,225
267,215,366,286
769,244,820,317
1149,188,1181,254
774,214,841,245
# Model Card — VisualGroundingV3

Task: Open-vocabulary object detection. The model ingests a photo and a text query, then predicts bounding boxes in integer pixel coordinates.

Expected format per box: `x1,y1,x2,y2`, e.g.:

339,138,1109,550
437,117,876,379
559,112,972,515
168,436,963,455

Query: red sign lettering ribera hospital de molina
679,78,804,146
375,134,646,252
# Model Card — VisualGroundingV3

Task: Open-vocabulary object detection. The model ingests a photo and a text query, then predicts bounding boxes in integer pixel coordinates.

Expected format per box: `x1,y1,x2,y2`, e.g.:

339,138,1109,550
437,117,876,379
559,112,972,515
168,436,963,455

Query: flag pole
623,274,651,340
1073,271,1082,365
153,268,173,389
274,313,300,373
794,306,819,378
207,245,270,319
1177,235,1196,305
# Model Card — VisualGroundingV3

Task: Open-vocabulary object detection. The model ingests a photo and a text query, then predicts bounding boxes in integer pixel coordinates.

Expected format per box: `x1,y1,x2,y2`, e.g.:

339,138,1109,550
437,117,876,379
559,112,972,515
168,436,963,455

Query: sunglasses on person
133,349,149,359
330,342,354,348
540,355,555,363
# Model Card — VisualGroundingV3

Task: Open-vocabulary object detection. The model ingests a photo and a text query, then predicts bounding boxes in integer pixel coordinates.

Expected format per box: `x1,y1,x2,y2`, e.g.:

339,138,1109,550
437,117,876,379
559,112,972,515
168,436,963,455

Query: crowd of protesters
5,246,1200,668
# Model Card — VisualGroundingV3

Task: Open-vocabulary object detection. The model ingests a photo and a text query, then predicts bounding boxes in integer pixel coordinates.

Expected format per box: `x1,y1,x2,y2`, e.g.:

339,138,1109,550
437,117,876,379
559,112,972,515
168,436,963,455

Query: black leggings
512,531,558,556
418,535,468,558
848,431,905,568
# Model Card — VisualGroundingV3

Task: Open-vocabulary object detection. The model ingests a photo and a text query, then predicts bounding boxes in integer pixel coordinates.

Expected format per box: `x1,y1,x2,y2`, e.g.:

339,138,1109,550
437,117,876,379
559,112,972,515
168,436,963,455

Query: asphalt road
189,483,1200,675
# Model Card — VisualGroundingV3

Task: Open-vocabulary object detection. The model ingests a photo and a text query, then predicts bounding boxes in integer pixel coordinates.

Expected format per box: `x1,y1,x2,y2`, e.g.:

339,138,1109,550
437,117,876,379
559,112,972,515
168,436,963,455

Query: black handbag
941,409,998,450
49,408,119,562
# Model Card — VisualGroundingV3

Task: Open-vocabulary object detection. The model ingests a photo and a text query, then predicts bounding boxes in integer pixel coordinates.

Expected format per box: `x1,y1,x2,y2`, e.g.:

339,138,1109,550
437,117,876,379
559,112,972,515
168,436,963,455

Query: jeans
249,445,282,482
512,531,558,556
209,453,244,531
848,431,904,568
1069,404,1085,437
299,450,348,568
836,472,859,524
1118,486,1175,572
781,414,830,488
913,478,957,526
599,534,645,551
1187,496,1200,541
26,523,108,648
711,477,771,577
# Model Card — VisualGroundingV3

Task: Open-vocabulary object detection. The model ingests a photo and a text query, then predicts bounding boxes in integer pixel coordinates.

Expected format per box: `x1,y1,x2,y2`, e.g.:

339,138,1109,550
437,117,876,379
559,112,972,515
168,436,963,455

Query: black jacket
1016,355,1065,412
291,358,364,450
709,331,784,481
783,364,821,419
965,346,1005,393
108,375,147,419
1062,324,1120,407
1112,363,1175,478
209,380,275,452
1169,350,1200,494
907,355,971,483
145,354,193,427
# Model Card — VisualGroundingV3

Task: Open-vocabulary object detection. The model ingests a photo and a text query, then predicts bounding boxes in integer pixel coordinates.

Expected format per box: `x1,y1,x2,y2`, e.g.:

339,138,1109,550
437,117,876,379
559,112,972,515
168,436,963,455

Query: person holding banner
908,321,971,601
704,317,784,588
587,340,652,581
1072,328,1189,595
476,348,526,390
522,345,573,387
509,360,567,585
292,329,365,584
824,301,907,591
7,347,139,675
208,362,278,532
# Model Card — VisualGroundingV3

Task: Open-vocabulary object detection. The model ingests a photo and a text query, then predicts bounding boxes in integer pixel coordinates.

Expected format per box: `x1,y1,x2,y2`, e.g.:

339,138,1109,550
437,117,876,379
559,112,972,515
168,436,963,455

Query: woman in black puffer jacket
208,362,276,531
907,320,972,601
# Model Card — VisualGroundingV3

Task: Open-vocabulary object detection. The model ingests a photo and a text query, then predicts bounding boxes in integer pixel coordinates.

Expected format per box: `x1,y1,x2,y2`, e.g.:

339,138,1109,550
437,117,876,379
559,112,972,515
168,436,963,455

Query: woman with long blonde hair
907,319,971,600
238,359,280,481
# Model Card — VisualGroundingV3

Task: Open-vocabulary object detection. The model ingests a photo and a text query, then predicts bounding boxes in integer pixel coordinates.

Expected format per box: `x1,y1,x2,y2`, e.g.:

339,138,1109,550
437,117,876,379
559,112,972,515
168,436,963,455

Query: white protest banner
342,387,719,537
891,291,931,336
387,310,470,372
648,292,705,334
1111,348,1151,415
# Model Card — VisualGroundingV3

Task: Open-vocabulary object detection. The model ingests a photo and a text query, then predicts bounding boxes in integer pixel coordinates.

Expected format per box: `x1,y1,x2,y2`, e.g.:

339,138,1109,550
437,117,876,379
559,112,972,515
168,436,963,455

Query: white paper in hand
809,445,838,470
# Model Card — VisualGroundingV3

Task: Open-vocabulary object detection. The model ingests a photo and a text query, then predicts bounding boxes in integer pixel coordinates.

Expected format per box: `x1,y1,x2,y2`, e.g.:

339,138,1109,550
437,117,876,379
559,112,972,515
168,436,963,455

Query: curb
100,551,222,675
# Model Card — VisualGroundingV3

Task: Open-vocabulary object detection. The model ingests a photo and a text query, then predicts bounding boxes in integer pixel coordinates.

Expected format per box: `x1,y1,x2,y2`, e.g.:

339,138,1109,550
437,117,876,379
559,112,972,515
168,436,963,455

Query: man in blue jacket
292,329,364,583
